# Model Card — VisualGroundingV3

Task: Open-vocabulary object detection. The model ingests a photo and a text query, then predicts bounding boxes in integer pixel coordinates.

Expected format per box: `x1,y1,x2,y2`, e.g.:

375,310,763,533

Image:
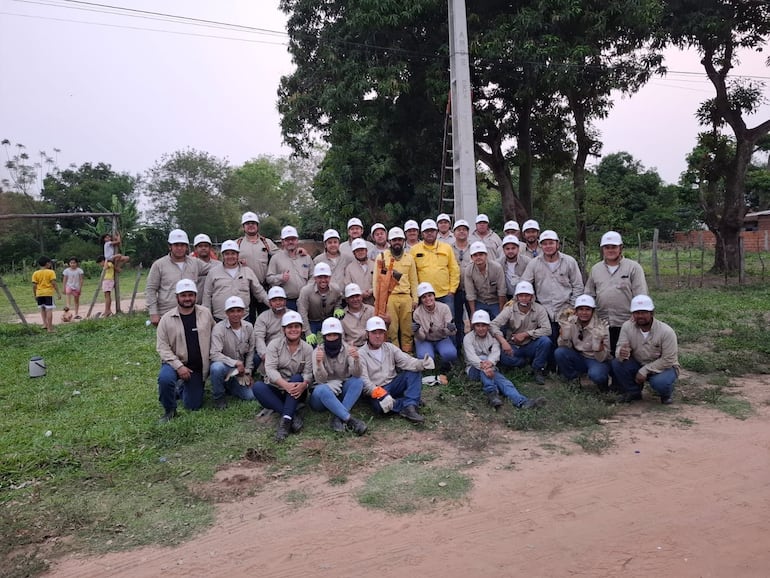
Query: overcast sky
2,0,769,191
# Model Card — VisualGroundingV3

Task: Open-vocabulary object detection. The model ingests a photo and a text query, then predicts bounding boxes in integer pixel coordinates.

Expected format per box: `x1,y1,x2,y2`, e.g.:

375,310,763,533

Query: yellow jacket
373,250,418,304
410,240,460,297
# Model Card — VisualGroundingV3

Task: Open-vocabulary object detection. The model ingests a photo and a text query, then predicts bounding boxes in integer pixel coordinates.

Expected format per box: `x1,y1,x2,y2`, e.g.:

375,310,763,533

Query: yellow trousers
387,293,414,353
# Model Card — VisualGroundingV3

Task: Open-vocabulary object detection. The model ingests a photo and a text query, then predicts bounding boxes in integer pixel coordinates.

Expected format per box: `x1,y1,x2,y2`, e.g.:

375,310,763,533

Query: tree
661,0,770,273
144,149,234,239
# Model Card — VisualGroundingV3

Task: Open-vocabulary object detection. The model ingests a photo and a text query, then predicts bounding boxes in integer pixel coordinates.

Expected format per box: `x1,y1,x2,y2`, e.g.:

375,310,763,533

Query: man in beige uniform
203,240,268,321
612,295,679,405
253,286,289,372
584,231,648,355
147,229,212,326
342,238,375,305
340,283,375,347
237,211,279,322
266,225,313,311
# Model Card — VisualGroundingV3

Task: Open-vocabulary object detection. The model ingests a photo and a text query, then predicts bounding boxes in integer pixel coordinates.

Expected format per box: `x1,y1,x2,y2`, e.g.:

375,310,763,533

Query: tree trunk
516,98,534,217
475,139,527,223
568,92,590,276
713,139,751,274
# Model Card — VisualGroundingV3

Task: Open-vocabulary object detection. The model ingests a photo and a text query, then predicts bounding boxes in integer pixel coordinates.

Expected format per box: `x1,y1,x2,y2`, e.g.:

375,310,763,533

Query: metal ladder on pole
438,92,455,218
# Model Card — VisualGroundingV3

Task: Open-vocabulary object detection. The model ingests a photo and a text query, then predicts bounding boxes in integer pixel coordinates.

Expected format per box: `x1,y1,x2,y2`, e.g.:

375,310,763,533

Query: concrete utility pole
448,0,478,223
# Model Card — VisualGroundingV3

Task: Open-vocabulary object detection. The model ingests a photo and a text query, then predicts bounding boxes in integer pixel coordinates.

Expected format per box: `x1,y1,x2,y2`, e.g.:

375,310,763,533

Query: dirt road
48,375,770,577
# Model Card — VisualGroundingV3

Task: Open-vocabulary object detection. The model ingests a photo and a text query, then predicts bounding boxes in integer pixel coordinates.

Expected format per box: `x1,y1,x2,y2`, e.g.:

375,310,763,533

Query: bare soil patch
46,374,770,577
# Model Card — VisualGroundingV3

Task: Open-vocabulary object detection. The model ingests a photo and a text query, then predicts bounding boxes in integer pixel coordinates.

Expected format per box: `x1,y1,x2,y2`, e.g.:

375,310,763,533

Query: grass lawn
1,275,769,577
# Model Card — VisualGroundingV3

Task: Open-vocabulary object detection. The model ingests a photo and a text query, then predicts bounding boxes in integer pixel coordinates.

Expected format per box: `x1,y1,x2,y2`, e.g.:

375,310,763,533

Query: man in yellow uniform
373,227,418,353
410,219,460,321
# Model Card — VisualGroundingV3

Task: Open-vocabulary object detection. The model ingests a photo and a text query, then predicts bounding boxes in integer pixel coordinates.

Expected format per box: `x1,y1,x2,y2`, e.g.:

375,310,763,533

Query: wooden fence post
652,228,660,290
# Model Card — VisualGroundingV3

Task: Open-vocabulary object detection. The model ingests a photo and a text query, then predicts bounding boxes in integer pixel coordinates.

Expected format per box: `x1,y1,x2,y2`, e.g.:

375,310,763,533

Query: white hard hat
470,241,488,255
630,294,655,313
321,317,343,336
502,234,521,247
220,239,240,253
574,295,596,309
224,296,246,310
371,222,386,234
175,279,197,294
241,211,259,225
344,283,363,298
168,229,189,245
365,316,387,332
351,238,368,251
436,213,451,223
522,219,540,232
323,229,340,242
471,310,491,325
281,310,303,327
475,213,490,223
514,281,535,296
504,220,520,232
421,218,438,232
403,219,419,231
267,286,287,300
417,282,436,298
281,225,299,239
313,262,332,277
388,227,406,241
600,231,623,246
347,217,363,229
193,233,212,246
539,230,559,243
453,219,470,230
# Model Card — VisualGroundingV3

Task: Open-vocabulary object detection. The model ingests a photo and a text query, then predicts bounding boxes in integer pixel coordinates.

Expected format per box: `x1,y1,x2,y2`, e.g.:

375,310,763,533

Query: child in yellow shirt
32,256,61,332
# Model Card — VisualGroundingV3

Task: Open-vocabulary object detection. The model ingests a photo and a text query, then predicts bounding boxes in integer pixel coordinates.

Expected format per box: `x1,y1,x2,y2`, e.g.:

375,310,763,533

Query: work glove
411,322,421,333
371,386,388,399
333,308,345,319
422,354,435,370
446,322,457,333
305,333,318,346
378,394,395,414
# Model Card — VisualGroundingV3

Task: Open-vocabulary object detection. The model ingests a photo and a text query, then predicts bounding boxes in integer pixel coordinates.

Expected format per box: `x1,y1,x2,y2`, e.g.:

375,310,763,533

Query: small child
96,256,115,317
61,257,84,319
102,232,130,272
32,256,61,332
463,309,546,410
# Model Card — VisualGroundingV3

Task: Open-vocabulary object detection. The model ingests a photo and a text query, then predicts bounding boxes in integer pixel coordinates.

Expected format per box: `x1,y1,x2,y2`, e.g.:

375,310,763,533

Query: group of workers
150,211,680,440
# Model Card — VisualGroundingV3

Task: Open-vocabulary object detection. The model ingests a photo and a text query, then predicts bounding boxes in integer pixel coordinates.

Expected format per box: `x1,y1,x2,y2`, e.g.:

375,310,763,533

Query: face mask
324,337,343,358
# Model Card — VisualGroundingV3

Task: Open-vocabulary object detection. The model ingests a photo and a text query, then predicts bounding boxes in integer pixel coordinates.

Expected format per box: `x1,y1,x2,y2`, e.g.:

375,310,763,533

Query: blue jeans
500,336,552,371
475,302,500,319
251,373,304,417
415,337,458,366
309,377,364,421
158,363,204,412
309,320,322,335
368,371,423,415
436,294,455,320
468,366,528,407
209,361,256,402
554,347,610,388
611,358,677,398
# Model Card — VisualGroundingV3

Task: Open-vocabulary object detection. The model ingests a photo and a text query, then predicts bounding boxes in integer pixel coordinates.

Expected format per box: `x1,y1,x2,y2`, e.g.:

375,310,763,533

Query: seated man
310,317,368,435
298,262,344,341
340,283,376,347
359,316,435,424
611,295,680,404
156,279,216,422
251,310,314,441
253,286,288,372
209,296,257,410
464,310,546,410
412,282,458,369
554,294,611,391
489,281,552,384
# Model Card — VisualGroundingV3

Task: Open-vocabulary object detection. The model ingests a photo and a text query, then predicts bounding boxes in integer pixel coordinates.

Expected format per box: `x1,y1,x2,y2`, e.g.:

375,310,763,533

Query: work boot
330,416,345,432
275,417,292,442
615,392,643,404
214,398,227,410
400,404,425,423
660,395,673,405
291,411,304,433
159,409,177,424
346,416,368,435
534,368,546,385
486,390,503,409
520,396,547,410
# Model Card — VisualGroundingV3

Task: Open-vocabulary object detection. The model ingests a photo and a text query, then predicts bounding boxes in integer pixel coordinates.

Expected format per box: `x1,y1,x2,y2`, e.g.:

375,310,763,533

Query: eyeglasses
578,329,584,341
458,250,465,262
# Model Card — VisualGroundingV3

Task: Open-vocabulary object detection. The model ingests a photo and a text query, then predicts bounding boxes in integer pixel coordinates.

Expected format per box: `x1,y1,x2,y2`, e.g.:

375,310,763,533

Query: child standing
32,256,61,332
61,257,84,319
463,309,546,410
96,256,115,317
